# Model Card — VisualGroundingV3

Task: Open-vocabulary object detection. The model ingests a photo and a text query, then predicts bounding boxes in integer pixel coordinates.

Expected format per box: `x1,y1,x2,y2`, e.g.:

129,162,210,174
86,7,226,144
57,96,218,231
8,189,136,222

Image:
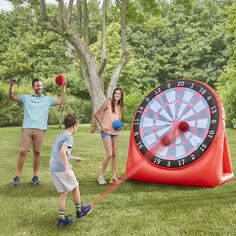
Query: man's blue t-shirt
49,131,73,172
19,94,55,130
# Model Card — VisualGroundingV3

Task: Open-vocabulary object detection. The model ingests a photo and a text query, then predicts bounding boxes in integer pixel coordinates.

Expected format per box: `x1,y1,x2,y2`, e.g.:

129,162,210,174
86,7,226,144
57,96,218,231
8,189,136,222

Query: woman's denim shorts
100,131,119,140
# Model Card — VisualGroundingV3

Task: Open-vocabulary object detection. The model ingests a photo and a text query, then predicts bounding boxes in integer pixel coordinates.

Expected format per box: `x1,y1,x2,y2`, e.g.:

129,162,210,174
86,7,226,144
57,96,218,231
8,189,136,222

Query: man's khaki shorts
20,128,45,153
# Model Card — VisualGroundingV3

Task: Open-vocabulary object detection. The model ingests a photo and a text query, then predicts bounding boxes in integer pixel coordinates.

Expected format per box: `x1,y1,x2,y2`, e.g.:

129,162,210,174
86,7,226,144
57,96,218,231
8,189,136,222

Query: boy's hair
64,115,79,129
32,78,42,87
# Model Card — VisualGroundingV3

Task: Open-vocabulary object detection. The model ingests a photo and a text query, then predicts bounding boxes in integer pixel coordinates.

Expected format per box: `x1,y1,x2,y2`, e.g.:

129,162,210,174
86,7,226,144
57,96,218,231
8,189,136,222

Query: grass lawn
0,125,236,236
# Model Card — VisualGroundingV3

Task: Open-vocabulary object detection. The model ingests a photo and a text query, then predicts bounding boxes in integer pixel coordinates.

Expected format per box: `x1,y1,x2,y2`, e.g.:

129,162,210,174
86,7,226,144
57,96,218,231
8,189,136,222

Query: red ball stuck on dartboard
55,74,67,86
178,121,189,132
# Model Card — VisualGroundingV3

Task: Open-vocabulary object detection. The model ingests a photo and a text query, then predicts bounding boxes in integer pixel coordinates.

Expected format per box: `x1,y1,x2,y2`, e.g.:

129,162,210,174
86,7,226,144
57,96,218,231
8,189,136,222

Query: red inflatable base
126,129,233,188
126,79,234,188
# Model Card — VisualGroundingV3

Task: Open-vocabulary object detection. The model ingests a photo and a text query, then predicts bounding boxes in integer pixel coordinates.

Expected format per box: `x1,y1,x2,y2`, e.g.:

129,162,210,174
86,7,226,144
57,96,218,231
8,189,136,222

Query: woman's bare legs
100,137,113,177
111,137,119,180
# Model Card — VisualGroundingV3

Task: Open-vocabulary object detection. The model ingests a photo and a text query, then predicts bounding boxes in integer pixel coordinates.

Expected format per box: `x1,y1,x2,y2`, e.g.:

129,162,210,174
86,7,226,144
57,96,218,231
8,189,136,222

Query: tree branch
57,0,64,25
107,0,130,98
76,0,82,34
100,0,107,87
98,59,106,77
73,50,92,96
107,51,130,98
83,0,89,46
65,0,74,26
39,0,48,21
121,0,127,52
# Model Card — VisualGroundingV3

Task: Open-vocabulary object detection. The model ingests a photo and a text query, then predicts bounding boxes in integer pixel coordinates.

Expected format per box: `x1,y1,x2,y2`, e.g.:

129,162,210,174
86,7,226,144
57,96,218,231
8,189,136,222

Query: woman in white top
94,88,124,185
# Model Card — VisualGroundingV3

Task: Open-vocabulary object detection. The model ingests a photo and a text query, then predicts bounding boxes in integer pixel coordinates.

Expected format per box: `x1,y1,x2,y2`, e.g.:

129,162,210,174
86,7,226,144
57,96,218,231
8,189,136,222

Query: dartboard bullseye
133,79,219,168
126,78,233,187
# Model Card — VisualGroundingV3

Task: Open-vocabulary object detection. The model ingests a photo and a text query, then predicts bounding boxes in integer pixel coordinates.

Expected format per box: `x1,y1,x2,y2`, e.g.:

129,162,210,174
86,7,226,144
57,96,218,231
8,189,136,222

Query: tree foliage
127,0,228,89
216,1,236,128
1,0,236,127
0,7,71,81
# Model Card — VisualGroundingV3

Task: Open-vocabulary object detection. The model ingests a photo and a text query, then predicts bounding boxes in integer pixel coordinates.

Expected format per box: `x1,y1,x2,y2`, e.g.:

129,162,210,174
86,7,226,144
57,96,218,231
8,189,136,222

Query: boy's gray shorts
50,170,79,193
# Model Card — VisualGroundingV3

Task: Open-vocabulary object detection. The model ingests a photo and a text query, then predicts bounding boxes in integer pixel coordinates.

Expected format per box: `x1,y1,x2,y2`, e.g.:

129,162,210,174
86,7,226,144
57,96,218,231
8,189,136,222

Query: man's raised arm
54,84,67,106
9,77,20,102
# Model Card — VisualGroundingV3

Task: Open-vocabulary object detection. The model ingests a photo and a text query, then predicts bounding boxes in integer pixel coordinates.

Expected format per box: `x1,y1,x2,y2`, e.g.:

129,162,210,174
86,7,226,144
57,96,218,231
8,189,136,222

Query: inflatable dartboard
126,79,234,187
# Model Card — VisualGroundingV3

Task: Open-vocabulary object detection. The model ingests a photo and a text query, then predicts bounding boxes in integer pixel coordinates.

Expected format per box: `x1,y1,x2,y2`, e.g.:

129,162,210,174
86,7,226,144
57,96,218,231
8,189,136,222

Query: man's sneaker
77,204,93,218
98,176,106,185
57,216,74,227
32,176,40,185
12,176,20,186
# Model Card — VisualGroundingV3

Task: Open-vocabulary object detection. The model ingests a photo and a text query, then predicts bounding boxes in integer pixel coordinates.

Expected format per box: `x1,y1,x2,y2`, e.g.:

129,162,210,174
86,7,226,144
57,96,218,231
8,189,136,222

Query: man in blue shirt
9,77,66,186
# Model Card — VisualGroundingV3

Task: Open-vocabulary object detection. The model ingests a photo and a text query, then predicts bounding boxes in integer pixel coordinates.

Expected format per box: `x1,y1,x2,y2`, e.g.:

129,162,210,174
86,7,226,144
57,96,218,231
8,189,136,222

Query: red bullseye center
179,121,189,132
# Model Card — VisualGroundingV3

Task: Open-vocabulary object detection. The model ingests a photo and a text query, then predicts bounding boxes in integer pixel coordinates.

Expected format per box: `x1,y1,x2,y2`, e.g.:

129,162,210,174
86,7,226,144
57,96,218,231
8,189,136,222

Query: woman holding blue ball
94,88,124,185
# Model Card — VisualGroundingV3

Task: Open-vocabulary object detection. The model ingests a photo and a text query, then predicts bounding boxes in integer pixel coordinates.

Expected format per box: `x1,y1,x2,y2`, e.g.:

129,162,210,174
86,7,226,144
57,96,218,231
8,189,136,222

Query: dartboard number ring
133,79,219,168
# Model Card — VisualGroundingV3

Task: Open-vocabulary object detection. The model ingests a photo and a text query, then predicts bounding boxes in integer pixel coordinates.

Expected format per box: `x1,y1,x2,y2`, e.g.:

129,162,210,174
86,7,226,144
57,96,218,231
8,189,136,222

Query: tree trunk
100,0,107,89
37,0,130,132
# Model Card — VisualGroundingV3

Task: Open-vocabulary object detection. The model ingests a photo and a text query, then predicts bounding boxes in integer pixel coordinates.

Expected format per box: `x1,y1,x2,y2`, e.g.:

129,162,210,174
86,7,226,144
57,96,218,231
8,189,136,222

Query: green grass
0,125,236,236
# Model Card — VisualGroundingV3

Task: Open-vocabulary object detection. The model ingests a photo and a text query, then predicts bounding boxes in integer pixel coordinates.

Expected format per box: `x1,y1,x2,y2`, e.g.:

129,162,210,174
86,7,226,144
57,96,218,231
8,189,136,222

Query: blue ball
112,120,123,131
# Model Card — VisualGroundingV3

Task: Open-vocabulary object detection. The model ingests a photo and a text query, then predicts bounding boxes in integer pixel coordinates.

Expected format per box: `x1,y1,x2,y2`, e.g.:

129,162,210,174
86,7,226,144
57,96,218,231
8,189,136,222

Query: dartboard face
133,79,219,168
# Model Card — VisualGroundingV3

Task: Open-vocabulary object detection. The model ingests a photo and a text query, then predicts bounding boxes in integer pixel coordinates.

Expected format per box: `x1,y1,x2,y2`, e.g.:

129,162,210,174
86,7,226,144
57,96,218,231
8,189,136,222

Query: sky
0,0,13,11
0,0,58,11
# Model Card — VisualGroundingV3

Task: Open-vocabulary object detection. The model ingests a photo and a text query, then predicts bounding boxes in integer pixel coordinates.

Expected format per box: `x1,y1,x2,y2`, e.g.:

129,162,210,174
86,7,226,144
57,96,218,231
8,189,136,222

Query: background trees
1,0,236,128
35,0,130,117
216,1,236,128
127,0,229,88
0,7,70,80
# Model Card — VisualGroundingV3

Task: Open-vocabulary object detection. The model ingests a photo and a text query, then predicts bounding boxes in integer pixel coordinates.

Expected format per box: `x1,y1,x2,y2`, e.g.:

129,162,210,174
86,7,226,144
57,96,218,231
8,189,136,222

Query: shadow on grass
1,178,235,209
0,182,57,198
0,179,162,198
123,190,236,210
78,179,200,195
20,211,94,235
0,179,187,198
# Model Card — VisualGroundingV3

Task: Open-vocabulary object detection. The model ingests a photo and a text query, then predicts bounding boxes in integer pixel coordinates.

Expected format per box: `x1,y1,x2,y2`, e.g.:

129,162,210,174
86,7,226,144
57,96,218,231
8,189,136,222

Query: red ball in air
161,136,172,146
178,121,189,132
55,74,67,86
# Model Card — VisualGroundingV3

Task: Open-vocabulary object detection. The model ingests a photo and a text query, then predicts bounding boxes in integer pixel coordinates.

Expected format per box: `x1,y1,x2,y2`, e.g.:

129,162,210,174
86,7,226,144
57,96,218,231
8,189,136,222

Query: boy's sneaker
57,216,74,227
32,176,40,185
12,176,20,186
77,204,93,218
98,176,106,185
